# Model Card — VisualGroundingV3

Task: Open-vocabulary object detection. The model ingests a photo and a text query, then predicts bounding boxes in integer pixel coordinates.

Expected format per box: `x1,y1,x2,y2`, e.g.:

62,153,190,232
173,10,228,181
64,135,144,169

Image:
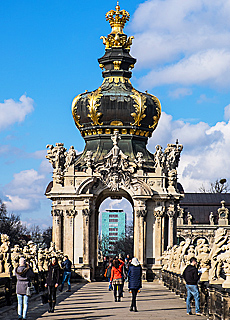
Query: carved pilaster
63,209,78,261
134,200,147,266
82,207,91,266
167,204,176,247
52,209,63,251
154,207,165,264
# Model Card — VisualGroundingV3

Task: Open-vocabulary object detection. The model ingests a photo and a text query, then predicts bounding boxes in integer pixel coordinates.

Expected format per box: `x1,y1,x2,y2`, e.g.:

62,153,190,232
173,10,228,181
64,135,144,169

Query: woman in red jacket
110,258,124,302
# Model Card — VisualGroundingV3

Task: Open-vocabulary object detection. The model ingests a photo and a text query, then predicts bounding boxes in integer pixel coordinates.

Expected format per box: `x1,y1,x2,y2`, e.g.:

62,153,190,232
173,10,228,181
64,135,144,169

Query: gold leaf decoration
72,94,84,129
148,94,161,129
130,89,147,126
87,88,103,126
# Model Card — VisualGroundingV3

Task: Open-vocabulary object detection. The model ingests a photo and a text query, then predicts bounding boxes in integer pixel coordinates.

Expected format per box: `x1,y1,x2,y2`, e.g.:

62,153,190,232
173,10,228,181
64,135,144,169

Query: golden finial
100,3,134,50
105,3,130,34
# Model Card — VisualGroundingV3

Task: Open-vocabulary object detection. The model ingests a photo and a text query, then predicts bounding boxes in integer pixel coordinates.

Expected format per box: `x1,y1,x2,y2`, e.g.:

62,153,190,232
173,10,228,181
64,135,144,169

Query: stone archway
46,131,183,281
45,3,184,281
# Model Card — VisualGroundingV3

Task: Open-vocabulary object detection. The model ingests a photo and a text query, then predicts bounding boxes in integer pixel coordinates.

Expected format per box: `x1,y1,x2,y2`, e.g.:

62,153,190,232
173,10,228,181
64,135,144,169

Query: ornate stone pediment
94,130,138,191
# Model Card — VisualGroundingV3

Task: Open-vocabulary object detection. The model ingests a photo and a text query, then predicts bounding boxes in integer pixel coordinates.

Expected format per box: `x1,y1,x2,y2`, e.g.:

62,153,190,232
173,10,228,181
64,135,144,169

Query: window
109,219,118,222
109,214,118,218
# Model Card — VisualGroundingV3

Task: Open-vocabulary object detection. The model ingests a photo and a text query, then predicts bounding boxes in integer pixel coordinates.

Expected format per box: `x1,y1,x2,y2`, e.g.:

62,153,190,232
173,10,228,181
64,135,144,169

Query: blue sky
1,0,230,228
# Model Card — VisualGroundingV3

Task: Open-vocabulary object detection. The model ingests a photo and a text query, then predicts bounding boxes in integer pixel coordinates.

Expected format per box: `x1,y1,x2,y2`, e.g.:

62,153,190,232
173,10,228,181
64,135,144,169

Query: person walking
110,258,124,302
182,257,202,316
128,257,142,312
60,255,72,292
104,260,113,290
15,257,34,320
45,256,60,313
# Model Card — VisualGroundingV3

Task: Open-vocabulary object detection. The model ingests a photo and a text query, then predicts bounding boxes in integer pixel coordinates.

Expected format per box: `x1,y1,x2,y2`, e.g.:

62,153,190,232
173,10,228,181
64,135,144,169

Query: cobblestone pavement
1,282,207,320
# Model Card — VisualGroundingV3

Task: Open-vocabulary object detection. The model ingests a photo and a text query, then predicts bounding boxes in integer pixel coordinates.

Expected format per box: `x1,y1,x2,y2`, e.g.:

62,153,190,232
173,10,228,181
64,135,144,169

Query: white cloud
169,88,192,99
0,95,34,131
139,50,230,88
224,104,230,120
130,0,230,88
3,167,49,212
148,112,230,192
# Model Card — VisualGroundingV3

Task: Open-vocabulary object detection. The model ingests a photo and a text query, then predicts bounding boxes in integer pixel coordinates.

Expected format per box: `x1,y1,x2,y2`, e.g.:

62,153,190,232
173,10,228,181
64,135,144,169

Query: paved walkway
1,282,207,320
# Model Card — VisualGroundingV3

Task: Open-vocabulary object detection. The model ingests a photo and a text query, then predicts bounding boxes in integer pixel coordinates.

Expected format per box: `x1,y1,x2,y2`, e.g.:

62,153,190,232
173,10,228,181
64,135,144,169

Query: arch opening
92,190,134,280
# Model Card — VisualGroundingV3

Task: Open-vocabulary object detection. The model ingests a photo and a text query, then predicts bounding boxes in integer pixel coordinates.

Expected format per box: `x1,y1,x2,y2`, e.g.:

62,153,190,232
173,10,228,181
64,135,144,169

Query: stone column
82,208,91,266
137,209,147,265
167,205,176,248
154,208,165,264
52,209,63,251
133,209,139,259
63,209,77,263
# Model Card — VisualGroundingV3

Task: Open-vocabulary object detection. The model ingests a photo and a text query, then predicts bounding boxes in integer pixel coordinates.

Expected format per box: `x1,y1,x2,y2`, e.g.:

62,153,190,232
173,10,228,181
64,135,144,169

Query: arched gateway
45,3,183,281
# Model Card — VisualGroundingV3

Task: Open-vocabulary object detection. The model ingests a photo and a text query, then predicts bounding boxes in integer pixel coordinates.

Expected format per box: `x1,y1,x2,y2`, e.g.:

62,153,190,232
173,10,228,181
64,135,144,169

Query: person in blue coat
128,257,142,312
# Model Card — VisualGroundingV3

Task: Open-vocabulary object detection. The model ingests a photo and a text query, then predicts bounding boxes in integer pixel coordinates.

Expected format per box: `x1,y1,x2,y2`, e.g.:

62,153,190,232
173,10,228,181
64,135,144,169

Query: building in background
101,209,126,255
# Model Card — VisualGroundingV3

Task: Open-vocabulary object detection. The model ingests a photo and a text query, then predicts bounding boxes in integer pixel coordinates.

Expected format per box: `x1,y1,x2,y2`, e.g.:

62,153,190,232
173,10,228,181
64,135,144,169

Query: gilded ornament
71,94,84,129
113,60,122,70
97,128,103,134
86,88,103,126
148,94,161,129
105,2,130,34
121,129,127,134
130,89,147,126
100,3,134,50
110,120,123,126
105,129,111,134
99,64,104,70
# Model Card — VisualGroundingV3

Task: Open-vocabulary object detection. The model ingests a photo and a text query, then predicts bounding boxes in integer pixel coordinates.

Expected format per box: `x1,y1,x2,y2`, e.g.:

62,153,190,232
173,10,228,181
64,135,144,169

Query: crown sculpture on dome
100,2,134,50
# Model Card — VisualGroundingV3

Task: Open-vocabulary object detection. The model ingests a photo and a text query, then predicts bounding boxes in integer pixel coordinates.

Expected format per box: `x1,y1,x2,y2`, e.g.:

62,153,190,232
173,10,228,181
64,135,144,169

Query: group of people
15,255,72,319
104,255,142,312
15,253,203,319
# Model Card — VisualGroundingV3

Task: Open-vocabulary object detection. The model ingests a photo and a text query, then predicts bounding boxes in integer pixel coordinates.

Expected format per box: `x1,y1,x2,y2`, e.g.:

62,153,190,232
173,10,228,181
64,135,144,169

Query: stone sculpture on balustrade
161,227,230,288
0,234,64,276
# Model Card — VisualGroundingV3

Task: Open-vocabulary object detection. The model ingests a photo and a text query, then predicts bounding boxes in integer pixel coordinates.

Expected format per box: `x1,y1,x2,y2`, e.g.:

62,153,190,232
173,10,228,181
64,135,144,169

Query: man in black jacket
182,257,202,316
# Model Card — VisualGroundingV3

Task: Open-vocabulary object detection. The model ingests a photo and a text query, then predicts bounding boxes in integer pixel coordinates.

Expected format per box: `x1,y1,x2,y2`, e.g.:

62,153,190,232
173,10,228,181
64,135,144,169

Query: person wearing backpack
104,260,113,290
60,255,72,292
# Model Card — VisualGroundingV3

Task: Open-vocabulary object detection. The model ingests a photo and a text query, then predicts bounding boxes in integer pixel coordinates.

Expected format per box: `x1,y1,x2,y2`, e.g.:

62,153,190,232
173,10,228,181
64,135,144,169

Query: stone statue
84,151,94,170
38,248,45,271
0,234,11,274
11,245,22,271
154,145,163,168
46,143,66,170
187,212,193,225
65,146,76,171
195,239,210,281
28,241,38,272
209,212,215,225
209,228,228,282
135,152,145,170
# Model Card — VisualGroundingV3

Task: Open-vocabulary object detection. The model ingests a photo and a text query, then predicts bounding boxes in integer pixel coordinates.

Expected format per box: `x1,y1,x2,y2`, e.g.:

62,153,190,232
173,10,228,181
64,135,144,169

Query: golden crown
105,2,130,34
101,2,133,50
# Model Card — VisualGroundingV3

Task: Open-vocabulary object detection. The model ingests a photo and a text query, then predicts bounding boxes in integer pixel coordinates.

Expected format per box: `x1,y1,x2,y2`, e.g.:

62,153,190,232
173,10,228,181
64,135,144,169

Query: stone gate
45,3,183,280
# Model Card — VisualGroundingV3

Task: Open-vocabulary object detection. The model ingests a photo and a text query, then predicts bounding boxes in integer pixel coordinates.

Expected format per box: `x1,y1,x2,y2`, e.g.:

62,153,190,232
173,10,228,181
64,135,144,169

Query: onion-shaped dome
72,2,161,140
